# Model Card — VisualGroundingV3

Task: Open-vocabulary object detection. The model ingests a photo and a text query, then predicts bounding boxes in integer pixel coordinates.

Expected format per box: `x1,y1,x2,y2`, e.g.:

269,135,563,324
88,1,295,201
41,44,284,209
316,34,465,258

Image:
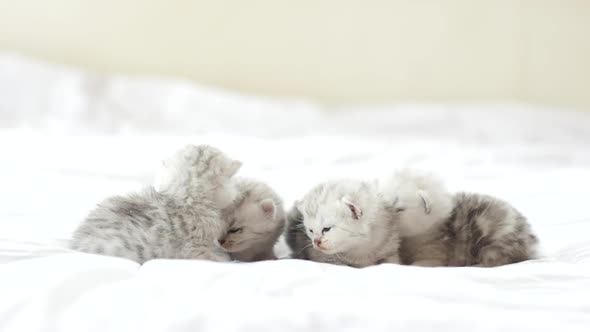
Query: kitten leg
308,249,346,265
380,255,401,265
181,245,231,262
477,233,534,267
408,240,448,267
206,250,232,262
412,259,446,267
477,245,518,267
253,251,278,261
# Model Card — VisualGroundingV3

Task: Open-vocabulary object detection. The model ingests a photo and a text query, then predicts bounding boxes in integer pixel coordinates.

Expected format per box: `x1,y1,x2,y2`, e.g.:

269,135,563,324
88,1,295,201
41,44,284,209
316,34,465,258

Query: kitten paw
412,259,445,267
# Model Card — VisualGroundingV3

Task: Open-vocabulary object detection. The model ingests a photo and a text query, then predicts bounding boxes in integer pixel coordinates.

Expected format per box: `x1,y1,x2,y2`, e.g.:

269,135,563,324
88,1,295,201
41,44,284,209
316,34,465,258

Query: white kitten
377,169,453,237
220,178,286,262
296,180,402,268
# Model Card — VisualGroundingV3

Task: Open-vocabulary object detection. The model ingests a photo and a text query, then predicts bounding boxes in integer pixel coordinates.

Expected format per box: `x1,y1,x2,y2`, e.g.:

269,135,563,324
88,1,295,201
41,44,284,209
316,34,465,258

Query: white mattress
1,54,590,332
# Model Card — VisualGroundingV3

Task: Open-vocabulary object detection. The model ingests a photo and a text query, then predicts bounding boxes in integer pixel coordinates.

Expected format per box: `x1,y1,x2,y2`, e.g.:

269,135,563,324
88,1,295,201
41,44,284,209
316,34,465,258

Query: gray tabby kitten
289,180,403,268
70,144,242,264
381,170,539,267
219,178,286,262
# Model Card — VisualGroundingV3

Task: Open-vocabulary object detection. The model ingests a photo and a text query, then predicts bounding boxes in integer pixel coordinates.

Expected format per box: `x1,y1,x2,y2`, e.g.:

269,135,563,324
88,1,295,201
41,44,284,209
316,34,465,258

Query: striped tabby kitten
381,171,539,267
220,178,286,262
70,144,242,264
291,180,403,268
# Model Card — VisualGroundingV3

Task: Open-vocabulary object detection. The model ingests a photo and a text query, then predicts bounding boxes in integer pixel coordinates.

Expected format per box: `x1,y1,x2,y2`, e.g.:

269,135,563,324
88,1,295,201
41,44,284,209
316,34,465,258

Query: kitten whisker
295,242,313,256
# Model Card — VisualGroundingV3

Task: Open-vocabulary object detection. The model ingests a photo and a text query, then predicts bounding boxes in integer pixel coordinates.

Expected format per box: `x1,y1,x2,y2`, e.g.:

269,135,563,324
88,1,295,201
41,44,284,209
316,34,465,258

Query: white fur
153,150,194,195
214,177,239,209
154,148,241,209
377,169,454,237
71,144,243,264
298,180,400,267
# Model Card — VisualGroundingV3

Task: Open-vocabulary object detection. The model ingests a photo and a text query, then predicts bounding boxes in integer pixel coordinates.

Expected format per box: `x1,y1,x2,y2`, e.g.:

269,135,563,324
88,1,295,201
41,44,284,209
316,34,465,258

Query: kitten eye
322,227,332,233
228,227,242,234
308,229,313,233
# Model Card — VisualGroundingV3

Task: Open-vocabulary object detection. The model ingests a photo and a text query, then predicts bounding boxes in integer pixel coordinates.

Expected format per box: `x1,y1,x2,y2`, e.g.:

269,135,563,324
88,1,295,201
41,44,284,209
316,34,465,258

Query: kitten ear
418,190,431,214
341,196,362,220
226,160,242,177
392,196,406,213
260,198,276,220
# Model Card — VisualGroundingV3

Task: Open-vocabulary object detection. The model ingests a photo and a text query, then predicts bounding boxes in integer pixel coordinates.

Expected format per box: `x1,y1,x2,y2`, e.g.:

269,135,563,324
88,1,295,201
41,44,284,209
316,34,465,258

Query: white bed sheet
1,54,590,332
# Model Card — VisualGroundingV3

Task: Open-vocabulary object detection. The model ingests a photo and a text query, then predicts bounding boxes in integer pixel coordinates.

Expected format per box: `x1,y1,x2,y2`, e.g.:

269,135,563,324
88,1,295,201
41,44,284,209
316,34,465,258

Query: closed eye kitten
70,144,242,264
382,170,539,267
220,178,286,262
293,180,403,268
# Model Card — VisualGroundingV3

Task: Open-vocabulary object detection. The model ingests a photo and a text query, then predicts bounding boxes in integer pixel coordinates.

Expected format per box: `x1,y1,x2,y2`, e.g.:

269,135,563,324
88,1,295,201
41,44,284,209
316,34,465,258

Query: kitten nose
313,239,322,247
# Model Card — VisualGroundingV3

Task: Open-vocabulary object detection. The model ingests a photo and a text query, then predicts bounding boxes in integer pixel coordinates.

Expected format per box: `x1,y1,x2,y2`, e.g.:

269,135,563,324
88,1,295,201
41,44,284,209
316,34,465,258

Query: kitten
382,171,539,267
219,178,286,262
378,169,454,237
292,180,403,268
70,144,242,264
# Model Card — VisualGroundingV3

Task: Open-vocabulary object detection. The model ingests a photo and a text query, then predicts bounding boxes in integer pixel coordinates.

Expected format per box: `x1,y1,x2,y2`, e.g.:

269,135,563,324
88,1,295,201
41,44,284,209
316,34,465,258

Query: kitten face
220,198,278,252
298,181,374,255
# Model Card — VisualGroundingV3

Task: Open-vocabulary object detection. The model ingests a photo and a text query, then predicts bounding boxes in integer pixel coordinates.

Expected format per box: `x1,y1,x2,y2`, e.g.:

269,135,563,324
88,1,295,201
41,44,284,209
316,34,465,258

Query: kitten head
220,178,286,253
154,144,242,208
378,169,453,236
297,180,380,255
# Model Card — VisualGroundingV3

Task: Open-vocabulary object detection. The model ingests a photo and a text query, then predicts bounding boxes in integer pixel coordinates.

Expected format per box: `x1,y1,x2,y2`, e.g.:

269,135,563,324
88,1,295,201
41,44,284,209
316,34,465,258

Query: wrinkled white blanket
1,54,589,332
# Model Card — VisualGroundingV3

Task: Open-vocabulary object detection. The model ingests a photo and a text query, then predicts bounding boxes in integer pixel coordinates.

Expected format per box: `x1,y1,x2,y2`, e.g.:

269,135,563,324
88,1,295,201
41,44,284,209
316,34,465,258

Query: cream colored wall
0,0,588,109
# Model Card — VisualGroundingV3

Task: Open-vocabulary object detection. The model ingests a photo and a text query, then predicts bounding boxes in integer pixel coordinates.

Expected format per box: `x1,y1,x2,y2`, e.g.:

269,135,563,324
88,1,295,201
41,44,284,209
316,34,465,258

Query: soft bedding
1,54,590,331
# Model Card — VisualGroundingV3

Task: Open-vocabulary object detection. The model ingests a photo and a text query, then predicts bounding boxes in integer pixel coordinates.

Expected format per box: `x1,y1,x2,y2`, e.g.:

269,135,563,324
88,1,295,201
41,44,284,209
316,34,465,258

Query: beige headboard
0,0,588,110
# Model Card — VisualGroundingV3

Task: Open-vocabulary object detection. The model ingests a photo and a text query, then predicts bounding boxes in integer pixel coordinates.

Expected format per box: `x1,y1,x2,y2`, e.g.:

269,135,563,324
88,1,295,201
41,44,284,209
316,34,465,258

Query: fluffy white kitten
378,169,453,237
295,180,402,268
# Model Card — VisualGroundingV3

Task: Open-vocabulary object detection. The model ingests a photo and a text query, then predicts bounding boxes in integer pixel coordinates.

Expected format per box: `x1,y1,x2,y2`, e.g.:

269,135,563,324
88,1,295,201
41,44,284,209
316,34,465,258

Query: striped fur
289,171,539,268
401,192,539,267
70,144,242,264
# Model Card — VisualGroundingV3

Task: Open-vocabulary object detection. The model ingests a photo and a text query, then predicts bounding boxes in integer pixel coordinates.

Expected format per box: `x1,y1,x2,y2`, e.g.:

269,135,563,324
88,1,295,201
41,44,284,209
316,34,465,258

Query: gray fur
220,178,286,262
70,144,242,264
289,171,539,268
401,192,539,267
285,205,310,259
